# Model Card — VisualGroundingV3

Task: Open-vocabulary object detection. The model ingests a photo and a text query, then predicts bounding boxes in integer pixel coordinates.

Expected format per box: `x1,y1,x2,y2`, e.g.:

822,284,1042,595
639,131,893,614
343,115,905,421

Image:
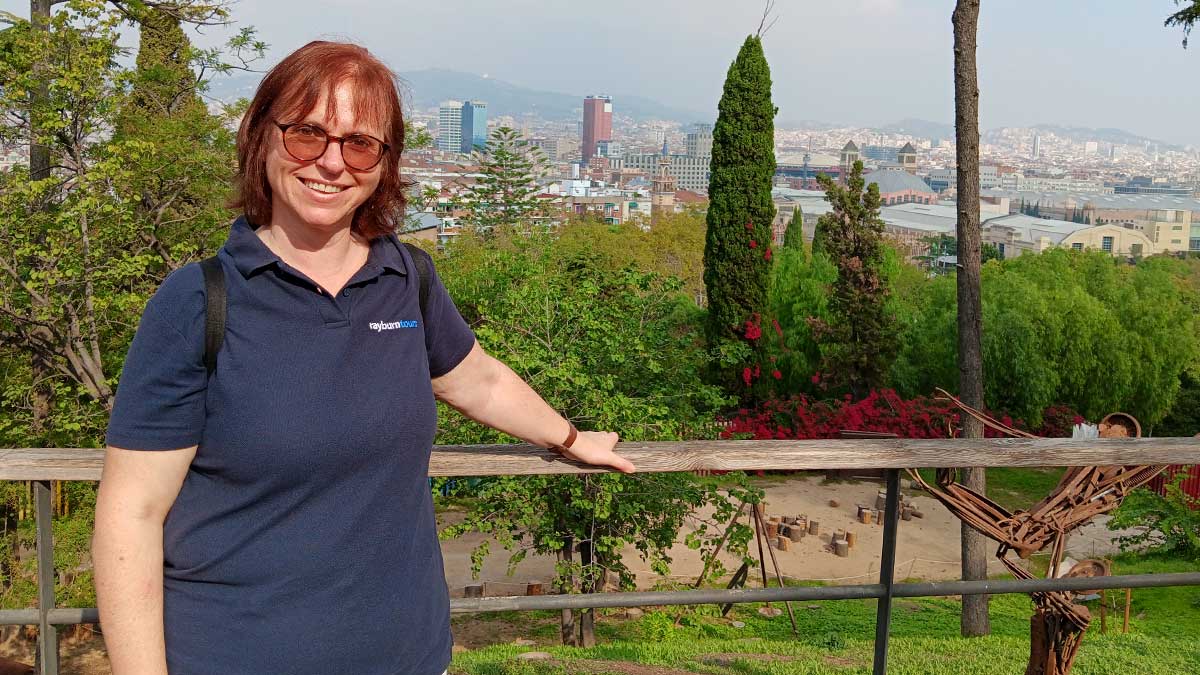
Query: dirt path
439,475,1136,596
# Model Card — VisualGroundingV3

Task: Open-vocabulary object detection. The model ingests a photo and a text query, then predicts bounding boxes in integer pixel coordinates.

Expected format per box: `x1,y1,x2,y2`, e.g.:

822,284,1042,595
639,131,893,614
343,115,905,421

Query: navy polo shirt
106,217,475,675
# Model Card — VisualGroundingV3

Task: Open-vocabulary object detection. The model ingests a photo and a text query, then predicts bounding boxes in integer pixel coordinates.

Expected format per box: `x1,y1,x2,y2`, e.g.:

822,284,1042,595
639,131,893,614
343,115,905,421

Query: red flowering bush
721,389,1082,441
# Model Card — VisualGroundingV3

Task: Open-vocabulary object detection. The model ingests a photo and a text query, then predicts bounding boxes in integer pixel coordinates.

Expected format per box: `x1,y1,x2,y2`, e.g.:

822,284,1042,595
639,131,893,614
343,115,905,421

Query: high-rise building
685,124,713,159
1032,134,1042,160
581,95,612,165
437,100,463,153
595,139,622,158
460,100,488,153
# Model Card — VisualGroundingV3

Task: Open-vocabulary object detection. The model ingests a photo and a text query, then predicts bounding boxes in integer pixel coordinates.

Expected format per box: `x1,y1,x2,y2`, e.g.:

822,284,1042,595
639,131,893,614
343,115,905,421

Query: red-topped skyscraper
581,95,612,165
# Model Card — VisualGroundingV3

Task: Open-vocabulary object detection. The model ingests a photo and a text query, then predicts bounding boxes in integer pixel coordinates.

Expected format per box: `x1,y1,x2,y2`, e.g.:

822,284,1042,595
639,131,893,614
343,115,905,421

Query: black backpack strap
199,256,226,376
402,242,431,322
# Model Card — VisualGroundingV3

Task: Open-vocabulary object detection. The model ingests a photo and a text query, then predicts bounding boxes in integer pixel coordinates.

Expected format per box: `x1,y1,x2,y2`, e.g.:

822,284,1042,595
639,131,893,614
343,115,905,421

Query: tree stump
807,520,819,536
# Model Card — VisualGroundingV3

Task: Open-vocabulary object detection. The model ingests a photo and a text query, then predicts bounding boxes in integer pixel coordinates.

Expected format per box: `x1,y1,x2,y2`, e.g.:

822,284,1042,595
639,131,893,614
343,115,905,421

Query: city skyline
5,2,1196,146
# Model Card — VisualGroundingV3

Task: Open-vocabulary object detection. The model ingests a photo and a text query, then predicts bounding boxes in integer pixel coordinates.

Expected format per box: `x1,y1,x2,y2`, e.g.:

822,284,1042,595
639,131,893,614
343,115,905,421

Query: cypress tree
703,35,777,388
120,7,204,133
782,205,804,252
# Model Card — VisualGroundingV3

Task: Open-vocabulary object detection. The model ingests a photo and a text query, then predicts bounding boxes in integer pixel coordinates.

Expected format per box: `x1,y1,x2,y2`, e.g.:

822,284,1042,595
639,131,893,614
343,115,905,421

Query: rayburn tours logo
369,320,419,332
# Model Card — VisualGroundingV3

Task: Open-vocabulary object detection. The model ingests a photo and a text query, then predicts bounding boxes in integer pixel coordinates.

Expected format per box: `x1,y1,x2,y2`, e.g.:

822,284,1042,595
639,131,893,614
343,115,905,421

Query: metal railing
5,437,1200,675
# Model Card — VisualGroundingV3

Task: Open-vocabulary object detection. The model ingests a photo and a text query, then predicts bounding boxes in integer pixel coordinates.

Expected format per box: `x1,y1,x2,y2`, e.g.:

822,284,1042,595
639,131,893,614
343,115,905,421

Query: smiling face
265,81,386,234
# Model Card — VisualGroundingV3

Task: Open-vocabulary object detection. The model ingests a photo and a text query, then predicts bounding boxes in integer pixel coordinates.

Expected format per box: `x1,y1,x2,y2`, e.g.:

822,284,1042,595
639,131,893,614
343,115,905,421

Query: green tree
889,250,1199,426
556,208,708,302
702,35,777,392
457,126,553,234
1157,372,1200,436
981,242,1002,262
767,241,834,393
782,205,803,251
112,5,243,270
1166,0,1200,47
811,161,897,399
433,230,758,646
0,1,254,437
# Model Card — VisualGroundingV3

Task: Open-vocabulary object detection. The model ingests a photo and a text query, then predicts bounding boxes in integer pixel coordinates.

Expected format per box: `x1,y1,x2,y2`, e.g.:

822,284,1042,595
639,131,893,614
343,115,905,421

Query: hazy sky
7,1,1199,145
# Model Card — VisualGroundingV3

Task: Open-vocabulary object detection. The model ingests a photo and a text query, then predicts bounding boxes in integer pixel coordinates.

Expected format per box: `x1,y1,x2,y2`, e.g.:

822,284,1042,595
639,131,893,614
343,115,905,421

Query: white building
685,125,713,159
622,152,711,192
437,100,463,154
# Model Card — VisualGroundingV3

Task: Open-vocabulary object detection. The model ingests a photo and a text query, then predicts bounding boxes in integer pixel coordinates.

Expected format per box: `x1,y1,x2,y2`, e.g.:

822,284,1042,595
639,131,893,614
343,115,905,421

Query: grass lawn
448,553,1200,674
916,467,1066,512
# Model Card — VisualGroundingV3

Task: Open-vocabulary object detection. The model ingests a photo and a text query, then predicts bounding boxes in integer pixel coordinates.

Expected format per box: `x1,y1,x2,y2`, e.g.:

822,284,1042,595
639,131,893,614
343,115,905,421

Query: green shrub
1109,476,1200,559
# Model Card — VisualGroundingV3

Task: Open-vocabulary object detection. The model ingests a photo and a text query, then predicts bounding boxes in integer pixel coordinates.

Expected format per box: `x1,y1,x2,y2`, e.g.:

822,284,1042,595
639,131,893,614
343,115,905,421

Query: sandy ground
439,475,1134,596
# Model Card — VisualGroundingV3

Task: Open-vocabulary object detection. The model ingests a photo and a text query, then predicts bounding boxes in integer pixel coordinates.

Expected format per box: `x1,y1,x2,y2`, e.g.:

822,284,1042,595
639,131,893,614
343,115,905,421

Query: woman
93,41,634,675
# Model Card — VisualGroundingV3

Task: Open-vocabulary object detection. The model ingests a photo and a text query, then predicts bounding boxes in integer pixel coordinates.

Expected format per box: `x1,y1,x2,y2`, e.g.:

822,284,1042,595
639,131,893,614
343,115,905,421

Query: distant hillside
198,74,823,134
398,69,708,123
1025,124,1182,151
880,118,955,143
203,69,708,124
777,119,841,131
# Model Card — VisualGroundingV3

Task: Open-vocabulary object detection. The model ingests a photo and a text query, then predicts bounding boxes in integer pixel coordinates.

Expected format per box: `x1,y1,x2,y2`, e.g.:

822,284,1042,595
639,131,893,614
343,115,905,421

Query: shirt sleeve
418,252,476,378
105,264,208,450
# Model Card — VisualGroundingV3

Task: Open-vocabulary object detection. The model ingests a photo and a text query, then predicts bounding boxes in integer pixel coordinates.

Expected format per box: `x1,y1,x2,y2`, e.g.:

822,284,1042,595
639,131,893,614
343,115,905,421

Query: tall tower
581,95,613,165
898,142,917,174
651,143,677,223
460,100,488,153
840,139,859,178
437,100,463,153
1032,134,1042,160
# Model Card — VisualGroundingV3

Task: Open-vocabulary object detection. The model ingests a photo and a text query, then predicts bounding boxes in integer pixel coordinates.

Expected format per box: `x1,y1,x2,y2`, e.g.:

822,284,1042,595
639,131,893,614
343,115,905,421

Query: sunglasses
275,122,389,171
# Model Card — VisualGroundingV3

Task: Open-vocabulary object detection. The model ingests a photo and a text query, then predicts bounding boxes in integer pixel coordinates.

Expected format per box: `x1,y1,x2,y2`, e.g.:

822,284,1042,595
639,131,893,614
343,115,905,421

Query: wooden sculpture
908,392,1165,675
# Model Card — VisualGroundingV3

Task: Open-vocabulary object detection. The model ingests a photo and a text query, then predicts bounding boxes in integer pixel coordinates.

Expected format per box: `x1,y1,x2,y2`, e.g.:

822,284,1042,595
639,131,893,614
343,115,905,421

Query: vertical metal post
872,469,901,675
35,480,58,675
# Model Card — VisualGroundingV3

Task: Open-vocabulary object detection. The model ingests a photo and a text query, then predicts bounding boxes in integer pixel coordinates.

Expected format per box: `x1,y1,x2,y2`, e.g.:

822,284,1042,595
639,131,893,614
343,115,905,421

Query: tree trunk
29,0,54,442
952,0,991,638
577,539,596,648
557,536,576,646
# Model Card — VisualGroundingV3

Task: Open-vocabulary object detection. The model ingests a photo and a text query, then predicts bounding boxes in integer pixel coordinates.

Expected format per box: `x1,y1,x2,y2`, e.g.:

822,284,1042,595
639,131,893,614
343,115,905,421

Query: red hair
231,41,410,239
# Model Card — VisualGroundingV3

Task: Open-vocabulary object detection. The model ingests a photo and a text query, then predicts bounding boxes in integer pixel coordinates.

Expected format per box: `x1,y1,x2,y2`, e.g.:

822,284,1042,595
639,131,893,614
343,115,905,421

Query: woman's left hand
559,431,636,474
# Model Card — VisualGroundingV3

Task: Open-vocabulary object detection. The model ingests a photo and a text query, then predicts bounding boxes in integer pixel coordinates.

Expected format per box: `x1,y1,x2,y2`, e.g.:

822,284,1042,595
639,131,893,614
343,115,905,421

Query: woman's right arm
93,445,196,675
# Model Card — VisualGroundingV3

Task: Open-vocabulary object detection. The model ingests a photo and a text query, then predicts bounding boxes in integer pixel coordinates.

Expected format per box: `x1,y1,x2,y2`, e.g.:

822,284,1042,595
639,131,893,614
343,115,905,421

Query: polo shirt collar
223,216,408,279
225,216,281,278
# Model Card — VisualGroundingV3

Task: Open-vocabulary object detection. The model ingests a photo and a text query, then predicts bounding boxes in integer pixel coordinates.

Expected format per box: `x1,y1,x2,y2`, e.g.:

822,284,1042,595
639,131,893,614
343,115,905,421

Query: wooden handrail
2,437,1199,480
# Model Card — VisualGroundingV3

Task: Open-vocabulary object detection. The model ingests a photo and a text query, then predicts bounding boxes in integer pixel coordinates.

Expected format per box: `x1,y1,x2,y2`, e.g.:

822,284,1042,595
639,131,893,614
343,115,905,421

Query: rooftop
863,169,937,195
983,189,1200,212
984,214,1091,245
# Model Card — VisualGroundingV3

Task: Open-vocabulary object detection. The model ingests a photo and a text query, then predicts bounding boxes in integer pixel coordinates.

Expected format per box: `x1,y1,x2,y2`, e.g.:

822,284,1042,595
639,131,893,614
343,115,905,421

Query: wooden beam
4,437,1200,481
